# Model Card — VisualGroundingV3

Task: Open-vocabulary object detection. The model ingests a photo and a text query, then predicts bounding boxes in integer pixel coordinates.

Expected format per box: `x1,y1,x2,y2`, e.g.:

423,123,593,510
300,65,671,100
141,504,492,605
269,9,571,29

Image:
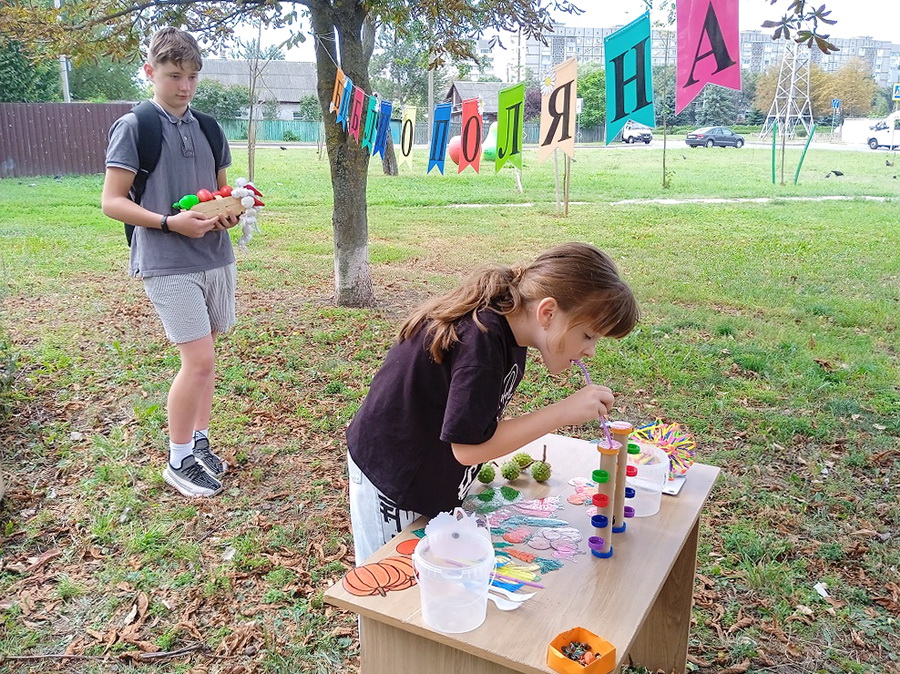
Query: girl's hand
556,385,615,427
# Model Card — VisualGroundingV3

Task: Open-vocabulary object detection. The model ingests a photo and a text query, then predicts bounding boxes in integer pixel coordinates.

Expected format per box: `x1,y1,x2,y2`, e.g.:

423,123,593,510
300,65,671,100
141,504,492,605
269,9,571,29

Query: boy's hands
168,210,232,237
556,384,616,427
213,212,241,230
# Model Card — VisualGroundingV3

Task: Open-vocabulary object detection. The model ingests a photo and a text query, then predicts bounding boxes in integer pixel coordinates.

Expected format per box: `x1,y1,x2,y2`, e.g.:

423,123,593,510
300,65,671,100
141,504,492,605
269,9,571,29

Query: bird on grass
280,146,288,150
824,170,844,178
887,160,895,167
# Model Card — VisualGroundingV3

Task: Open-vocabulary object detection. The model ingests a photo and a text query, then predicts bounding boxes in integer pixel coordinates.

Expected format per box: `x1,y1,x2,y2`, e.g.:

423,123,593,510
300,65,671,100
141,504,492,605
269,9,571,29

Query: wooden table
325,433,720,674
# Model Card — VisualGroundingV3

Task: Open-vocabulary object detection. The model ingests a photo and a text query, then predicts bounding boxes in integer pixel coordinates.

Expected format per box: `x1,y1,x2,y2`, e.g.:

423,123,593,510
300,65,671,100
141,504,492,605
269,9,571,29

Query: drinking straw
572,360,614,449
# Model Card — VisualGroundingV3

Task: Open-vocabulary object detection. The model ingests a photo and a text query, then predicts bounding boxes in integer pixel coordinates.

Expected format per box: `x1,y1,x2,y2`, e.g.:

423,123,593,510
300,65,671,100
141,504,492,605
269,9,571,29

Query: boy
102,27,238,498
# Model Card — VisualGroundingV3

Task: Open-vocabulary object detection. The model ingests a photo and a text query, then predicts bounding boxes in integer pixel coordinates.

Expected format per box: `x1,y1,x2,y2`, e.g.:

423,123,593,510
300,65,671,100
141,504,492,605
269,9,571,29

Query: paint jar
412,520,495,633
625,442,668,517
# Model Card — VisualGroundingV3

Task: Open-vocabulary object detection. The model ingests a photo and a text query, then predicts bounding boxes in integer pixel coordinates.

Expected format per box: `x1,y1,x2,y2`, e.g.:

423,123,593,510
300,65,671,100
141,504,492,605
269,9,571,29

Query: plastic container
547,626,616,674
625,442,669,517
412,527,495,633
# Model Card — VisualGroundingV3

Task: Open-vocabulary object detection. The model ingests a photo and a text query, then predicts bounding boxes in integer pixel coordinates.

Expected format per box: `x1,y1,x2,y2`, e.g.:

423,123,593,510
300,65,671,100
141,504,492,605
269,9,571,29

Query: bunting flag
537,57,578,161
427,102,453,174
362,95,379,154
676,0,741,113
329,68,346,114
496,82,525,172
373,100,393,159
348,86,365,142
400,106,416,170
604,13,655,145
337,77,354,129
459,98,483,174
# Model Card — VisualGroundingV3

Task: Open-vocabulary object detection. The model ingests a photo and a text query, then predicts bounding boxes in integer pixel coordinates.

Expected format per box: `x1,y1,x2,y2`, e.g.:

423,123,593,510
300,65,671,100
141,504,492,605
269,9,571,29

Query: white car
867,113,900,150
621,120,653,144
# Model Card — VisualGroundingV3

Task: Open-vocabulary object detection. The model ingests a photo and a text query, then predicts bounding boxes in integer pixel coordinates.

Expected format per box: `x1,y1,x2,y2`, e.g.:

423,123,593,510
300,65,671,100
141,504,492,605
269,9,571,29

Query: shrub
283,130,300,142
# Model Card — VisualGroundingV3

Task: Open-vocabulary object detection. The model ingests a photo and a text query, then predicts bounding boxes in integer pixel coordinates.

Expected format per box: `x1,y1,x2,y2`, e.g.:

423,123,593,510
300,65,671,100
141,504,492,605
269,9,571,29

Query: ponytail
398,243,639,363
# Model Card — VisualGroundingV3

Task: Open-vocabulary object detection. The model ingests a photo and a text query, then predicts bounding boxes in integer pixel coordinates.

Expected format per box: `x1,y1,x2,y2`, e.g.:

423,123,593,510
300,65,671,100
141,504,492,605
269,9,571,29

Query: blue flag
373,100,393,159
337,77,353,130
427,102,452,174
604,13,655,145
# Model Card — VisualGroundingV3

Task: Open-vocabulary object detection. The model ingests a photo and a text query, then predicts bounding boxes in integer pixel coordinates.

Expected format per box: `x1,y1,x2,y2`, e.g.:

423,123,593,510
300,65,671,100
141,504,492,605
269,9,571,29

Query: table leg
360,617,521,674
625,518,700,674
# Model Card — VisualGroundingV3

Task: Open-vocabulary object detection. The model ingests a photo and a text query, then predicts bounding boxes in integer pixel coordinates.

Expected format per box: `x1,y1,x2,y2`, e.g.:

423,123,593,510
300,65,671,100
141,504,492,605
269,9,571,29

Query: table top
324,433,720,674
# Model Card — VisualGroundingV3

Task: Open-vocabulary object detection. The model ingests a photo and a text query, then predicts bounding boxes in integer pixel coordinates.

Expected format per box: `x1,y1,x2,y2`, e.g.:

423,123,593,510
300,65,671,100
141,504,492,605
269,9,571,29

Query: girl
346,242,639,563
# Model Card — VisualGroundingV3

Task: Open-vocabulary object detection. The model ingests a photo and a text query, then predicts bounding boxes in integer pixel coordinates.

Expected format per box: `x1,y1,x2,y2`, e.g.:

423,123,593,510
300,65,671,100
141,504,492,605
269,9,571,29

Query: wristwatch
160,213,172,234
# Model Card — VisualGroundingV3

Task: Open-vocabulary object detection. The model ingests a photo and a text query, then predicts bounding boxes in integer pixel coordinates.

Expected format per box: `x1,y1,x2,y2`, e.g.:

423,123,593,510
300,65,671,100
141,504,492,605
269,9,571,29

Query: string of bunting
312,0,741,175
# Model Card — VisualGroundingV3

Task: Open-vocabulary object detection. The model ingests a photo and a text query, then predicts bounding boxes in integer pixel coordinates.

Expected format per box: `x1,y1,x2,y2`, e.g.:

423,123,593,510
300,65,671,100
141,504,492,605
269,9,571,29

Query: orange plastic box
547,627,616,674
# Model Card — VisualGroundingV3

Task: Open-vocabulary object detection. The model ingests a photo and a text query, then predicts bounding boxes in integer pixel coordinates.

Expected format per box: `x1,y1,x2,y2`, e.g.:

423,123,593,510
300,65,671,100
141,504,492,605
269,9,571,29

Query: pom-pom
234,177,248,187
241,196,255,208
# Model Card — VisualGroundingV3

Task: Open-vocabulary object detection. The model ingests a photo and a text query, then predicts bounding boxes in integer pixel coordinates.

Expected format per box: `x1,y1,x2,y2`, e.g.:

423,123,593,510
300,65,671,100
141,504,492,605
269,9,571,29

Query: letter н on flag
537,57,578,162
604,13,655,145
676,0,741,114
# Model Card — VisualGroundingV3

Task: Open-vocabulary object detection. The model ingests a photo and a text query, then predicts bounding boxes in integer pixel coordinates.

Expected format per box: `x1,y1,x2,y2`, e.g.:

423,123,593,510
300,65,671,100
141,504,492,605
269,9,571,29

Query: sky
254,0,900,65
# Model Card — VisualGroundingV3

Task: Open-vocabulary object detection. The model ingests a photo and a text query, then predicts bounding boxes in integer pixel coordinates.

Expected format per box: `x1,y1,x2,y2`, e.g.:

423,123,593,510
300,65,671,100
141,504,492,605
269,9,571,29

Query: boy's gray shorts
142,263,237,344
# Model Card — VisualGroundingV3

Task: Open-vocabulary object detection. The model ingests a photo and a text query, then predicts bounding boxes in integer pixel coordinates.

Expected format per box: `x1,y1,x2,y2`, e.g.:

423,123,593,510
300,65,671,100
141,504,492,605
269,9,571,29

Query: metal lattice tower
760,41,814,139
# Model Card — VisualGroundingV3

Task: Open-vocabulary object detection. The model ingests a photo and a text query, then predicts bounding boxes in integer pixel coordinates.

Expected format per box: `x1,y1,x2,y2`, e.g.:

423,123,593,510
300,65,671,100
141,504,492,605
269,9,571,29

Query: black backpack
125,101,227,246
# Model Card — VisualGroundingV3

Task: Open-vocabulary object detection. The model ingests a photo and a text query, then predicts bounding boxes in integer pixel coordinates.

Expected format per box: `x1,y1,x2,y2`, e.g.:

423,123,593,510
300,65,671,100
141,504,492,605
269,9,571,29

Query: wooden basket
190,196,245,218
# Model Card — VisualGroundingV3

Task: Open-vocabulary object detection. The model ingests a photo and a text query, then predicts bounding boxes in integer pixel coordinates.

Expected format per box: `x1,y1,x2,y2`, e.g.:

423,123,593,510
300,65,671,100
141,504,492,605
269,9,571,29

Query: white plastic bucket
626,443,669,517
412,529,495,633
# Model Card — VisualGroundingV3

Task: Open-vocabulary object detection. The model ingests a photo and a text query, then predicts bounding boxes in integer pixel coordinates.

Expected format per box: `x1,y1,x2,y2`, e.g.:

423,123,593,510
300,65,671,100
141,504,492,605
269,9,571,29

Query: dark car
685,126,745,148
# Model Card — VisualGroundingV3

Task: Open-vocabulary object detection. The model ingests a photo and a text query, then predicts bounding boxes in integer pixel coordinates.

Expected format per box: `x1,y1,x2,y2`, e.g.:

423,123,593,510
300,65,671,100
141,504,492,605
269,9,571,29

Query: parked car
621,120,653,144
685,126,744,148
866,113,900,150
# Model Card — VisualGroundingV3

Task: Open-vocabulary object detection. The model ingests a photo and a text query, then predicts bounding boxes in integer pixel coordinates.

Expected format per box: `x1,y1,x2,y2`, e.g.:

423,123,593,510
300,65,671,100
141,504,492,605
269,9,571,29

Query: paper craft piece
676,0,741,113
632,420,697,478
427,102,452,174
400,105,416,170
336,77,354,129
538,57,578,161
496,82,525,172
329,67,346,114
361,95,379,153
342,556,416,596
373,100,393,159
605,13,655,145
459,98,483,173
395,538,419,556
463,485,523,514
348,86,365,142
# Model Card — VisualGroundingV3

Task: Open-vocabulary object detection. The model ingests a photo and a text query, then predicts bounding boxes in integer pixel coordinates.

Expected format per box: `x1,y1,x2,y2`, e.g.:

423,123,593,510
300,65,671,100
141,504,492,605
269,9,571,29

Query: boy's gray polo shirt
106,101,235,278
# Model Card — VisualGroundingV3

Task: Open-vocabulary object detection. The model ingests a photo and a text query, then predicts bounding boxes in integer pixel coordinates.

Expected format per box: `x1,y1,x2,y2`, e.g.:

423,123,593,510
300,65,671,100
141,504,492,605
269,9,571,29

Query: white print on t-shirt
497,364,519,420
457,362,520,502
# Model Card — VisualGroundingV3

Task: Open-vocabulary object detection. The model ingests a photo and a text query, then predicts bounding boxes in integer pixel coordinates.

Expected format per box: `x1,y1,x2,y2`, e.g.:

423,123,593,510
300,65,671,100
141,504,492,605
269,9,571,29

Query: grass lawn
0,145,898,674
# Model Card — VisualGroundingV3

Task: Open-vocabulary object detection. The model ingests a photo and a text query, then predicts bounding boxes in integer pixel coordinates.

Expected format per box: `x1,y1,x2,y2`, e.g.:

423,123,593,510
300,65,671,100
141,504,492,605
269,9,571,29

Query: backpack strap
125,101,163,246
192,108,226,174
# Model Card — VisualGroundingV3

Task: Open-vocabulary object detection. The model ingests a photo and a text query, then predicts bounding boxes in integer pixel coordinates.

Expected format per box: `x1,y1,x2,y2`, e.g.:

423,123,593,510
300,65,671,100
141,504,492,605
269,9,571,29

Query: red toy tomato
219,185,233,197
196,189,213,202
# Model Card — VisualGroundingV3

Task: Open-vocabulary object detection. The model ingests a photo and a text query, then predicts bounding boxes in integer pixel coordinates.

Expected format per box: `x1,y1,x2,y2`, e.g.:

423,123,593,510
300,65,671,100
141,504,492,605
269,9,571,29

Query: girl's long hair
398,242,639,362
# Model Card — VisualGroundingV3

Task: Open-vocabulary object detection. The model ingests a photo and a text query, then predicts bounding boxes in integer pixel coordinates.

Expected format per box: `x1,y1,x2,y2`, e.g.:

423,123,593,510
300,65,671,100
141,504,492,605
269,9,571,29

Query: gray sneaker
163,455,222,497
193,436,228,477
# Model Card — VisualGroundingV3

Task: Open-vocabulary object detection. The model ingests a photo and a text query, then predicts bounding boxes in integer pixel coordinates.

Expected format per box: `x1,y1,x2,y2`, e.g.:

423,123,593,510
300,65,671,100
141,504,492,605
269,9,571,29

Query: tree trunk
382,133,398,176
309,3,375,307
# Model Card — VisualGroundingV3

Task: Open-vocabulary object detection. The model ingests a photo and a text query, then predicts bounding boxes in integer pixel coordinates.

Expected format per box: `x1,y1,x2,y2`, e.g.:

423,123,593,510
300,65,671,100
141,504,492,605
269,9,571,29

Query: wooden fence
0,103,132,178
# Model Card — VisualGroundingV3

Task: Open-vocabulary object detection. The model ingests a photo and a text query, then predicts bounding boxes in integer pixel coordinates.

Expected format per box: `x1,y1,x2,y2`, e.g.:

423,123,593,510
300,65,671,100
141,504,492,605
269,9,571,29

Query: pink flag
676,0,741,114
349,86,366,142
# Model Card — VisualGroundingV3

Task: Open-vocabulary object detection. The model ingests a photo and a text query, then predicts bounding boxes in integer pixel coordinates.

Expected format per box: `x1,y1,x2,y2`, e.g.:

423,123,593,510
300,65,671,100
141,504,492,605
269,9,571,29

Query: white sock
194,428,209,441
169,440,194,468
